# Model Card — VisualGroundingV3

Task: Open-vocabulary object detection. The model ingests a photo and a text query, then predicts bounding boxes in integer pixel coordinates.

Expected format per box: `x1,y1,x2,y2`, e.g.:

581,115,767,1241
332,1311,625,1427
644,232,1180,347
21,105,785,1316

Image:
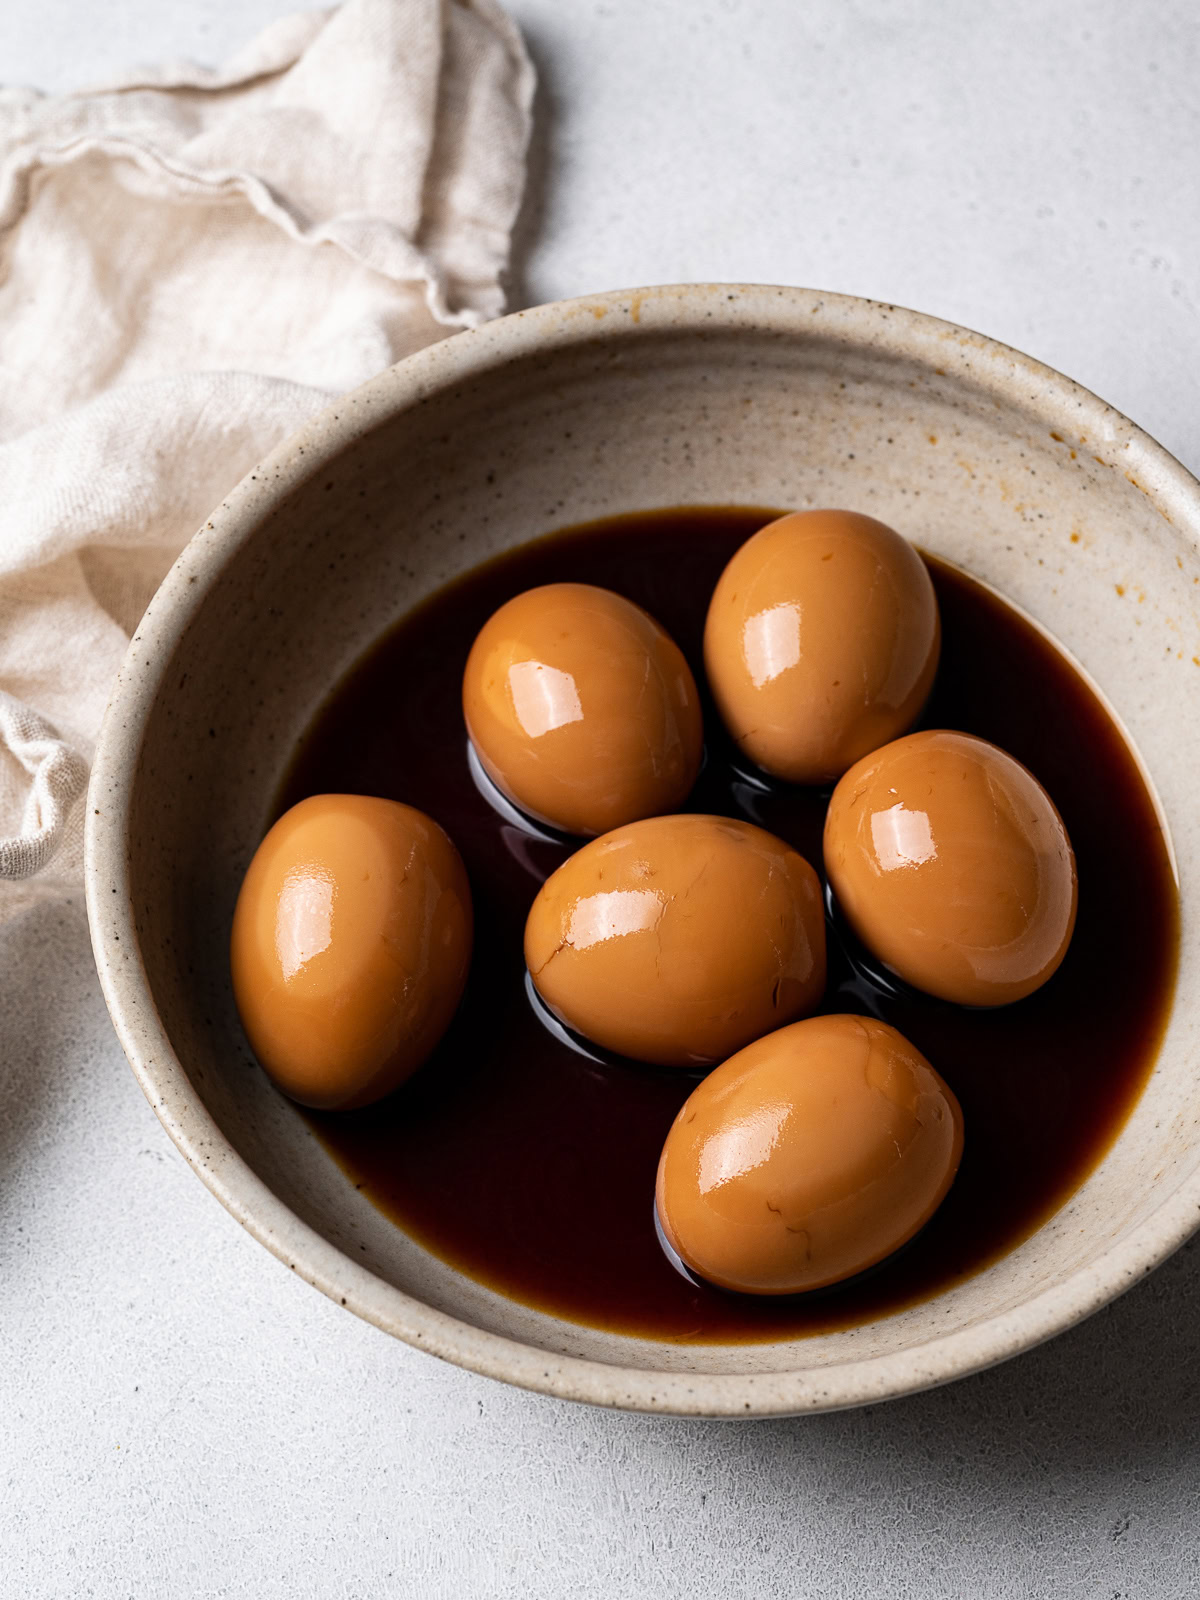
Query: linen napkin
0,0,534,921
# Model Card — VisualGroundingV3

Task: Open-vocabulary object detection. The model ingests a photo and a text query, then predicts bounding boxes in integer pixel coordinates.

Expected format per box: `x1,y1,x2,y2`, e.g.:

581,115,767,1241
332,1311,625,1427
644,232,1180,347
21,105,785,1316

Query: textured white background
4,2,1200,1595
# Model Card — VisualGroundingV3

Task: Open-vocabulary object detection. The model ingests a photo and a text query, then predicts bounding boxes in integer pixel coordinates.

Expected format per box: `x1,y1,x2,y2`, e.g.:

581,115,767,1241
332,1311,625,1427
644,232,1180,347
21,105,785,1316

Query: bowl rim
85,282,1200,1417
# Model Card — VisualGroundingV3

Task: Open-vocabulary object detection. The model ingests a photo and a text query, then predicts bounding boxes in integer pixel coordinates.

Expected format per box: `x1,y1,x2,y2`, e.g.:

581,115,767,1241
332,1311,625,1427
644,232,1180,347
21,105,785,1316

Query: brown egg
655,1014,964,1295
824,730,1077,1006
230,794,472,1110
524,813,825,1067
462,582,703,836
703,509,940,784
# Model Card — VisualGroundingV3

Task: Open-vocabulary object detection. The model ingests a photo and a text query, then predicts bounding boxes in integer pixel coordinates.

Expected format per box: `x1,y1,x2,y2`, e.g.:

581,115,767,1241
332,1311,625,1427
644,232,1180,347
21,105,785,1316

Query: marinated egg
463,582,703,836
824,730,1077,1007
703,509,940,784
655,1014,964,1295
231,793,473,1110
524,813,825,1067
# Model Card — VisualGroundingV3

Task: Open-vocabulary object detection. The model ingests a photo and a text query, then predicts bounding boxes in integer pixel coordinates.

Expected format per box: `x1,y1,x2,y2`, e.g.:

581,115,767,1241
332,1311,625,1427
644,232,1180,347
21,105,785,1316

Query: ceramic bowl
85,285,1200,1416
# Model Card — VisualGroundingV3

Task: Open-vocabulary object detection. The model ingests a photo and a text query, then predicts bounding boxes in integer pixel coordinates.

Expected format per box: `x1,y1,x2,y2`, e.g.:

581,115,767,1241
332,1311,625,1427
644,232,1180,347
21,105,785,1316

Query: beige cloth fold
0,0,533,917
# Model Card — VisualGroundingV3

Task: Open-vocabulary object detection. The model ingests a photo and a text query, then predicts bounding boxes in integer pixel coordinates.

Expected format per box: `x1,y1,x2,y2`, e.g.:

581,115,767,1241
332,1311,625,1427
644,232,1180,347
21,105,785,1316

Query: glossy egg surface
524,812,826,1067
824,729,1077,1006
463,582,703,835
231,793,473,1109
655,1014,964,1294
703,509,940,783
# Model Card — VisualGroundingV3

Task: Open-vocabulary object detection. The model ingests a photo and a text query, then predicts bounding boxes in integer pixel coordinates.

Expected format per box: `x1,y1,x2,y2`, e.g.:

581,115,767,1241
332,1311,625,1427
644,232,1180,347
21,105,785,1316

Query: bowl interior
91,287,1200,1410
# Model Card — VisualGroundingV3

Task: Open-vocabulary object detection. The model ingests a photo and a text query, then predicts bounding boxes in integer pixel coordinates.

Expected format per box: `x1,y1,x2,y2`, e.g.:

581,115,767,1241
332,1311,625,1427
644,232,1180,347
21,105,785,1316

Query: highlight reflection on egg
231,793,473,1109
524,813,826,1067
655,1014,964,1295
463,583,703,836
703,509,940,784
824,729,1077,1006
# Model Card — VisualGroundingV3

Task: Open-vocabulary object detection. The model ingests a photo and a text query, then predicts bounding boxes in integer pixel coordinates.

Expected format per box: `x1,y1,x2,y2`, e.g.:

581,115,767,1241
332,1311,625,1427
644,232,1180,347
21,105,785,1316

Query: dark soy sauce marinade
279,507,1179,1342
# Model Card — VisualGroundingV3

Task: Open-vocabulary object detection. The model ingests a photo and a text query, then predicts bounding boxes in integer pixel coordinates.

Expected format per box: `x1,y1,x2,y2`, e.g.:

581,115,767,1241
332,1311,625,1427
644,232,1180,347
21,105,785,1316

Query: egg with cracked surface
463,582,703,836
824,729,1077,1006
523,813,826,1067
703,509,940,784
231,793,473,1110
655,1014,964,1295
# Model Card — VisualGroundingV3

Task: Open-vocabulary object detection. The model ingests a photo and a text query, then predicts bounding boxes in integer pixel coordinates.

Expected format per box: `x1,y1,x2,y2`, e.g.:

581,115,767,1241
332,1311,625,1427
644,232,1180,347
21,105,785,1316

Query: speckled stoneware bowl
86,285,1200,1417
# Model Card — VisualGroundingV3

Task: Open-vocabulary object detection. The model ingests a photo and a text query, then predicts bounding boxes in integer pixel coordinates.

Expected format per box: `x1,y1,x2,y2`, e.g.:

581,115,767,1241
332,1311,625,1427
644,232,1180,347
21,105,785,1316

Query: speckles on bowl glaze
84,282,1200,1417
